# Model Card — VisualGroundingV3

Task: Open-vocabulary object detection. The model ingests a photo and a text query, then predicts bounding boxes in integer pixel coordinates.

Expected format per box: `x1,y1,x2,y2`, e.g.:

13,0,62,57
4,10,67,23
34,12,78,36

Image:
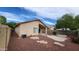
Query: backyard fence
0,24,11,51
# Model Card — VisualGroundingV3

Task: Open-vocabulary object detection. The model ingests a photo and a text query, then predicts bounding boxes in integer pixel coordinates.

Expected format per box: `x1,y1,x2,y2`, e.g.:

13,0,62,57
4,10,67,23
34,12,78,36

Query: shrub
7,22,16,30
72,37,79,44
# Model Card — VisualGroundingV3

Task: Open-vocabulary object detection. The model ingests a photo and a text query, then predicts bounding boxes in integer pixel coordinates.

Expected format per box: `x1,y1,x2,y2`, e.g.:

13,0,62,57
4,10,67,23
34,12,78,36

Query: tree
56,18,65,28
7,22,16,29
0,16,17,30
0,16,6,24
75,15,79,29
56,14,79,43
56,14,75,30
74,15,79,37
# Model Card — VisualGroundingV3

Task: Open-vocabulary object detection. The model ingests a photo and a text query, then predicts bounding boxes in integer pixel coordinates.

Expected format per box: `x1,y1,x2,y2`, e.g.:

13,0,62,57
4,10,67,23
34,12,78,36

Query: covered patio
38,24,47,34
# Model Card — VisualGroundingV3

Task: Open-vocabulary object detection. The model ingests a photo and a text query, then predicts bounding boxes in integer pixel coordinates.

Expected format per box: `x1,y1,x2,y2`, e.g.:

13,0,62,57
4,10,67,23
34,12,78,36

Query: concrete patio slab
47,35,67,42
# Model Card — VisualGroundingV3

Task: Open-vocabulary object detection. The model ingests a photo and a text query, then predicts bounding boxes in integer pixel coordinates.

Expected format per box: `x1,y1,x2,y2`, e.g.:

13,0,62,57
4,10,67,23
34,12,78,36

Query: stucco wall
15,20,48,37
16,21,40,36
15,25,20,36
0,25,11,51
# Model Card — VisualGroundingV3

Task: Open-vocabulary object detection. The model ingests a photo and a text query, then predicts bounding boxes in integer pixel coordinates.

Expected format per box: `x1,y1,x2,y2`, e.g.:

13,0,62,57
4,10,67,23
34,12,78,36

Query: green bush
7,22,16,30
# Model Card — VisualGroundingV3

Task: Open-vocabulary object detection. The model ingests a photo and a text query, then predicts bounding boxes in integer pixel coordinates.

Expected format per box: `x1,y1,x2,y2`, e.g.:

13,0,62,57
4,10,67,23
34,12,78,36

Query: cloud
20,8,37,16
43,21,56,25
20,14,31,18
0,8,61,25
0,11,30,22
24,7,66,19
0,12,19,19
7,18,22,22
1,7,79,25
24,7,79,20
0,11,21,22
20,14,37,19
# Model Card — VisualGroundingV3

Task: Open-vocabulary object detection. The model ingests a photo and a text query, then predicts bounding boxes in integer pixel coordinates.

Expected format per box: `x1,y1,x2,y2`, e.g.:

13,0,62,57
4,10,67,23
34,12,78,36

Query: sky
0,7,79,25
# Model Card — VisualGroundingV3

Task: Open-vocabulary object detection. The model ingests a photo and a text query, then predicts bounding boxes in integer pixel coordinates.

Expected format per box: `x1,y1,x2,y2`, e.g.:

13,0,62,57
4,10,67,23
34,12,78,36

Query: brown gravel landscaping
8,32,79,51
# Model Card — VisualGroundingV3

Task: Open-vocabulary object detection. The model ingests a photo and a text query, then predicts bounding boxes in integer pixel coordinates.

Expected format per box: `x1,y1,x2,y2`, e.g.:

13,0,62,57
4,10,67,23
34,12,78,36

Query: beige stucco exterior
15,20,47,37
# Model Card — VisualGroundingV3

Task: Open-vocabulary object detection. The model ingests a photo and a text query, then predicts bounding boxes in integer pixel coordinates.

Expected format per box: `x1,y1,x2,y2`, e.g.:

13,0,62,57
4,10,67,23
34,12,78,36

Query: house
15,19,51,37
49,25,55,30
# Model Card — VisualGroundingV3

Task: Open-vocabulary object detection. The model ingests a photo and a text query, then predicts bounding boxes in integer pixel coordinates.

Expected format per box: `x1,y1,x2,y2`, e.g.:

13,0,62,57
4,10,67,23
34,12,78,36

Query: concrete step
54,42,65,47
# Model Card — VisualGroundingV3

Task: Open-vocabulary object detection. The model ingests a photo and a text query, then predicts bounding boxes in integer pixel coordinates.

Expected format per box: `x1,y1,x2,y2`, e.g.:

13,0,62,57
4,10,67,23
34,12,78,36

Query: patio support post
46,27,47,35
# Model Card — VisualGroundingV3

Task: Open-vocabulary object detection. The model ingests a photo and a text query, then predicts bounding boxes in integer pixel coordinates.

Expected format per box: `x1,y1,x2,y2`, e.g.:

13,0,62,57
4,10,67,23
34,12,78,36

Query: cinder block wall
0,25,11,51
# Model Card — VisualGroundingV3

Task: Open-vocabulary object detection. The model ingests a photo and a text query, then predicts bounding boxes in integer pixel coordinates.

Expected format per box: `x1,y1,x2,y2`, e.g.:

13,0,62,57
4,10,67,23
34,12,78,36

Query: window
33,27,38,33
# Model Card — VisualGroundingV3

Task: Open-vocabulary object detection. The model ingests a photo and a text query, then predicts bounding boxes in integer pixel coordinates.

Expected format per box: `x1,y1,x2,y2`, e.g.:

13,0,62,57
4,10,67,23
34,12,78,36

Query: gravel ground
7,32,79,51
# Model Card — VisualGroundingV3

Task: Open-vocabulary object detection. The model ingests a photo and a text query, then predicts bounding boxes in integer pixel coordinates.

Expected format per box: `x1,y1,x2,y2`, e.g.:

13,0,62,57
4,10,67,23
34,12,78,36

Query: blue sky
0,7,79,25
